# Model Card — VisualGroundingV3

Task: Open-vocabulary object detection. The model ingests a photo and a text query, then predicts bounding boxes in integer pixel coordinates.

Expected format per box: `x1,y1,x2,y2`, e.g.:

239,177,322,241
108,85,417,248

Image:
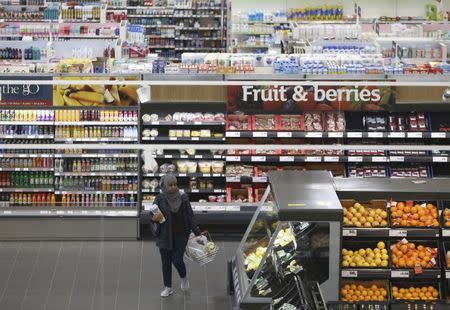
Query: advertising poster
53,76,139,107
0,76,53,107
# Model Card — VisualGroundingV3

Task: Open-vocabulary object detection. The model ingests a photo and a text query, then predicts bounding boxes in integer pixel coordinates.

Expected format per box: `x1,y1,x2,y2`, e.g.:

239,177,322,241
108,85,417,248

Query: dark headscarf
160,174,182,213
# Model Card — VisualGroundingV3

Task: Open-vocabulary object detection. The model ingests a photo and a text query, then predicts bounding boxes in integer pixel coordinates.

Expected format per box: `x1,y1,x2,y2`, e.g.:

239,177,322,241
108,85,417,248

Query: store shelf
143,173,224,178
54,138,138,142
0,154,53,158
173,15,222,18
142,136,225,141
0,135,54,139
226,176,269,183
174,47,224,51
0,208,138,217
142,188,226,194
174,7,222,10
0,188,54,192
54,172,137,176
155,154,224,159
54,121,136,125
142,202,270,213
148,45,175,49
54,153,138,158
143,120,225,126
175,37,222,40
226,131,445,139
0,121,53,125
0,167,54,172
54,190,138,195
342,227,440,238
176,27,221,30
225,155,438,163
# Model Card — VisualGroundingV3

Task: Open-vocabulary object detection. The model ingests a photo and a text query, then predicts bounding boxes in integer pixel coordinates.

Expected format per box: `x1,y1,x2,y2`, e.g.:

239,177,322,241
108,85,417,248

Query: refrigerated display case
229,170,342,309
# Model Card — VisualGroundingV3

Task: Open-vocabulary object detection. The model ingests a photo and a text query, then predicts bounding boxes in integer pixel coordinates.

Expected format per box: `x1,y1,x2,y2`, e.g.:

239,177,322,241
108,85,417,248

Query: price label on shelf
433,157,448,163
164,154,173,158
328,132,343,138
348,156,363,162
388,132,405,138
306,132,322,138
251,156,266,162
191,137,200,141
178,173,187,177
180,155,188,159
368,132,383,138
277,132,292,138
324,156,339,162
391,270,409,278
372,156,387,162
191,189,200,193
194,155,203,159
226,132,241,138
226,205,240,212
305,156,322,162
81,210,88,215
214,189,224,193
253,177,267,182
347,132,362,138
390,156,405,162
431,132,446,138
169,137,177,141
253,132,268,138
3,210,11,215
226,156,241,162
407,132,423,138
279,156,295,162
341,270,358,278
343,229,357,237
443,229,450,237
67,211,74,215
446,271,450,279
56,211,64,215
40,210,50,215
18,154,27,158
389,229,407,237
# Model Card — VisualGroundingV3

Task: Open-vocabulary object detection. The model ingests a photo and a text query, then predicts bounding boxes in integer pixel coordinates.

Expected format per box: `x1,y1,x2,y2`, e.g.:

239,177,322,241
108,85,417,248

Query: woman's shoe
181,278,190,291
160,287,173,297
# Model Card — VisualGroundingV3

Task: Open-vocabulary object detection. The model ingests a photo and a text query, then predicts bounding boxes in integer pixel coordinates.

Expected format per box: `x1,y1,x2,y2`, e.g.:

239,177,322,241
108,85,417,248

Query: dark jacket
153,192,201,250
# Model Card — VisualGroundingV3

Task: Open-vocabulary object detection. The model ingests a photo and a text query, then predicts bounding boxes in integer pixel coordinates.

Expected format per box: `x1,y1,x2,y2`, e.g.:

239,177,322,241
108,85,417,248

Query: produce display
342,201,388,228
390,201,439,228
340,282,388,302
444,208,450,227
390,240,438,269
341,242,389,268
391,285,439,301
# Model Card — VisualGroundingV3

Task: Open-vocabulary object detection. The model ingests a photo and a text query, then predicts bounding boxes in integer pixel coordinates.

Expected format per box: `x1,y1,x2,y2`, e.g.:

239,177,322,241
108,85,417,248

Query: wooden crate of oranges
390,201,440,228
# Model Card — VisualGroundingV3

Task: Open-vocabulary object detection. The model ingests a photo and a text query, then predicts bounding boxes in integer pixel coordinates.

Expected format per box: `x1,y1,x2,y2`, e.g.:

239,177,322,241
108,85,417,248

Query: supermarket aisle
0,240,238,310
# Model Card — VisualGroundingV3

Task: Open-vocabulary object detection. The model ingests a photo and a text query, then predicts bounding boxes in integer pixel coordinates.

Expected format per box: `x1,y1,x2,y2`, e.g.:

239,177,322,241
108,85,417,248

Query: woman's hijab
160,174,182,213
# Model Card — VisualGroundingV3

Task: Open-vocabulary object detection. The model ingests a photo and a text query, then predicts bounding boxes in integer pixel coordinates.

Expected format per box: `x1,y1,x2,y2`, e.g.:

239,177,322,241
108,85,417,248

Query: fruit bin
341,199,389,228
443,242,450,268
341,241,390,269
340,279,390,302
442,206,450,227
252,115,278,131
390,239,440,270
226,114,251,131
390,280,444,310
389,200,440,228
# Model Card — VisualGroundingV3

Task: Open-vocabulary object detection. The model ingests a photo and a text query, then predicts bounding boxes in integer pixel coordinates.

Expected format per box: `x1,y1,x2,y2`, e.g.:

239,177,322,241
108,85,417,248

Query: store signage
241,86,381,103
0,76,52,106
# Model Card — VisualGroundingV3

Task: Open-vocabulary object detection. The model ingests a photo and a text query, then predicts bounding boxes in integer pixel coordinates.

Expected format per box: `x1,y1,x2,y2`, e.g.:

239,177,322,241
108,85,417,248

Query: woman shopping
151,174,201,297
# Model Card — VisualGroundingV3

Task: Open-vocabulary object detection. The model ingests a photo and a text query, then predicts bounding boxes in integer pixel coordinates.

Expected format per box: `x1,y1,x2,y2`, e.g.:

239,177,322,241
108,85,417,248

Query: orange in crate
392,285,439,301
341,282,388,302
390,201,439,227
391,240,438,269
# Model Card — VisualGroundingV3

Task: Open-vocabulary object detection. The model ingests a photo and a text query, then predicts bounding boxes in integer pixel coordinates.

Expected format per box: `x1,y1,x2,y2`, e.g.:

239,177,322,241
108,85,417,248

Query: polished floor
0,240,239,310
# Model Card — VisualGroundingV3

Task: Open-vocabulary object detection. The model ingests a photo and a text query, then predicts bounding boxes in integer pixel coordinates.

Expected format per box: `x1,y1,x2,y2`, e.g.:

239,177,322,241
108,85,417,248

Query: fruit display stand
229,170,342,310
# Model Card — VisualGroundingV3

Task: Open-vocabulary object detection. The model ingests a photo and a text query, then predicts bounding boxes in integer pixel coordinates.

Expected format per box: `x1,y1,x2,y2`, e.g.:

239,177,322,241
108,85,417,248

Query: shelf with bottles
54,108,138,124
54,150,138,158
54,156,139,176
0,150,54,158
0,157,54,172
55,176,138,192
57,192,137,208
54,125,138,142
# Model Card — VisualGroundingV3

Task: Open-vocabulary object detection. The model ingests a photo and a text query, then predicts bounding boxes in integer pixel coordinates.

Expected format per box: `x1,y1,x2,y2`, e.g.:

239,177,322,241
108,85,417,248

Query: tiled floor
0,240,239,310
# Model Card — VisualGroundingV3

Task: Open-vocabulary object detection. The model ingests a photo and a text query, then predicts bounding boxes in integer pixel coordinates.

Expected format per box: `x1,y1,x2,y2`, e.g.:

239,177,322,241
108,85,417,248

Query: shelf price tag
305,156,322,162
214,189,224,193
443,229,450,237
348,156,363,162
368,132,383,138
341,270,358,278
328,132,343,138
431,132,446,138
3,210,11,214
164,155,173,158
279,156,294,162
253,177,267,183
446,271,450,279
253,132,268,138
277,132,292,138
343,229,357,237
226,205,240,212
347,132,362,138
18,154,26,158
56,211,64,215
226,132,241,138
433,157,448,163
391,270,409,278
306,132,322,138
169,137,177,141
390,156,405,162
251,156,266,162
81,210,88,215
388,132,405,138
407,132,423,138
324,156,339,162
191,137,200,141
372,156,387,162
389,229,407,237
226,156,241,162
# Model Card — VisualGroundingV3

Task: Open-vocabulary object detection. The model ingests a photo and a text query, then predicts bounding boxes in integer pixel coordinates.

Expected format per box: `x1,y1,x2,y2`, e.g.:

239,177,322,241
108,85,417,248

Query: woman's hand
152,212,164,222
